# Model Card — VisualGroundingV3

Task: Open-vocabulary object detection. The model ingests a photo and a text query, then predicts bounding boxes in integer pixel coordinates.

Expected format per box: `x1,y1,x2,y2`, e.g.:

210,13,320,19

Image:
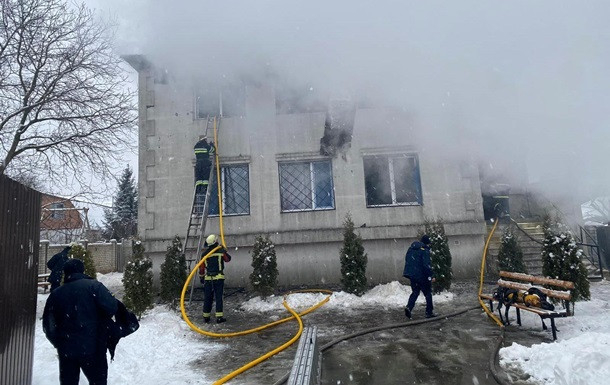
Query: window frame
49,202,65,220
208,163,251,217
278,159,335,213
363,153,423,208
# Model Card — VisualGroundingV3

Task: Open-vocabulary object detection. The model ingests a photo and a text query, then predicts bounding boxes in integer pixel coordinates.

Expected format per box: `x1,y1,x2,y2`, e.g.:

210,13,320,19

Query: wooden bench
38,273,51,293
480,271,575,340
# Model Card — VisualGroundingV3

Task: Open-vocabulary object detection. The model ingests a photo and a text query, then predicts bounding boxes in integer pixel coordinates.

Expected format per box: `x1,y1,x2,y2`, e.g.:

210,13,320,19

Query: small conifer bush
68,243,96,277
340,214,368,296
123,237,154,319
159,235,187,304
424,220,453,294
249,235,279,298
497,226,527,274
541,217,590,301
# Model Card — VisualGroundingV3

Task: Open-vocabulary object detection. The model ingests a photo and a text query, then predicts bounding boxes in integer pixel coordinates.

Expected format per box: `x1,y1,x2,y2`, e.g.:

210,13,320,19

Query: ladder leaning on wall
184,115,219,305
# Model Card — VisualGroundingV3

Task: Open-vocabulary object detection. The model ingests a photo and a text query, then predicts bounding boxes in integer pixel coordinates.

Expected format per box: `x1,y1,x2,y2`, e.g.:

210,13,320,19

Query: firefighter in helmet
198,234,231,323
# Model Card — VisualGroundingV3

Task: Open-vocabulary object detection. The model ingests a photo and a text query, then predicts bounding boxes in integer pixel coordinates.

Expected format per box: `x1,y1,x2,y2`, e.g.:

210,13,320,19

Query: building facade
40,194,86,244
126,56,487,287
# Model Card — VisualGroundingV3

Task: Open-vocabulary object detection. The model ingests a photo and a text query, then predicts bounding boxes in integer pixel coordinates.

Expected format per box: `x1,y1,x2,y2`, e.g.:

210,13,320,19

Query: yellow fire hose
180,117,333,384
479,218,504,328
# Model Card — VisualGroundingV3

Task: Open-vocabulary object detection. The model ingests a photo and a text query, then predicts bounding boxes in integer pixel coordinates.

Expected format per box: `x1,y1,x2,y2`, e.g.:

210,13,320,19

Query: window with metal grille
363,154,422,207
279,161,334,212
208,164,250,216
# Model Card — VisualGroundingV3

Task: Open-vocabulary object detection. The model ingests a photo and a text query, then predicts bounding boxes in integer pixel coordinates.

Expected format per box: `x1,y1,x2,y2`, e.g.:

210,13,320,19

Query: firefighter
198,234,231,323
193,135,215,212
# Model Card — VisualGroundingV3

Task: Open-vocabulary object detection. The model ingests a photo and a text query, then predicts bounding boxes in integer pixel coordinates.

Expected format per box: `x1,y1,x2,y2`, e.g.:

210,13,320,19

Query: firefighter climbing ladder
184,115,219,304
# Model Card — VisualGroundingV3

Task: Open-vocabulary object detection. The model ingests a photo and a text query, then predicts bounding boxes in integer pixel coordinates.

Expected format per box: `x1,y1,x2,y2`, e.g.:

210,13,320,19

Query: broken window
208,164,250,216
196,84,245,118
363,154,422,207
279,161,334,212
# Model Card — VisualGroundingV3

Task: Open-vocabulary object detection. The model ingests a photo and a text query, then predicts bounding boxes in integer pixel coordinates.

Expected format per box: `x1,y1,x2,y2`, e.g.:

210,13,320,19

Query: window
363,154,422,207
208,164,250,216
279,161,334,212
196,85,245,119
50,202,65,219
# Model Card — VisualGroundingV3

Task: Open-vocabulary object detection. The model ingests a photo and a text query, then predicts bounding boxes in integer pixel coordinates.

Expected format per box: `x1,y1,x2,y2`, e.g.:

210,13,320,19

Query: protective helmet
206,234,217,245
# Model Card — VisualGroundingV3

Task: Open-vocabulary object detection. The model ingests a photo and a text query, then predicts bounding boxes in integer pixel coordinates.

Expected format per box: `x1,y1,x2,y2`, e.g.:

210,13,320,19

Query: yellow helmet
206,234,217,245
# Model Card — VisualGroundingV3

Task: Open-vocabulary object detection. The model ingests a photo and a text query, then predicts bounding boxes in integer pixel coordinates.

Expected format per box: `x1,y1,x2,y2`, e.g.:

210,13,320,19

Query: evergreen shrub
159,235,187,304
340,214,368,296
541,217,590,301
123,237,154,318
249,235,279,298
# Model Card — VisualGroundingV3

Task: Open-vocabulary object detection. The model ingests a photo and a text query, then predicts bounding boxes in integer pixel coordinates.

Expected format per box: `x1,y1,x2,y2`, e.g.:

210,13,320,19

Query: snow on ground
33,276,224,385
240,280,454,314
499,280,610,385
33,274,610,384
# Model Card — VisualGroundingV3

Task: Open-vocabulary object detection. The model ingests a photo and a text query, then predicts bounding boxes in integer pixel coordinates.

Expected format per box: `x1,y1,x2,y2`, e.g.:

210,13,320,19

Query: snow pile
499,280,610,385
240,280,454,313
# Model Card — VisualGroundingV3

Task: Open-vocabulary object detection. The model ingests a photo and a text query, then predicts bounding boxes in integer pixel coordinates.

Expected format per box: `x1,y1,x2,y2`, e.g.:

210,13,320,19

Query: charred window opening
196,84,245,118
208,164,250,216
363,154,422,207
319,99,355,157
279,161,334,212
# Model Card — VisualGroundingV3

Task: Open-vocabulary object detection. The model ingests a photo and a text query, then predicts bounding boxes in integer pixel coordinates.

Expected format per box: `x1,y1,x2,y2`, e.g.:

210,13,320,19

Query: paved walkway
186,282,542,385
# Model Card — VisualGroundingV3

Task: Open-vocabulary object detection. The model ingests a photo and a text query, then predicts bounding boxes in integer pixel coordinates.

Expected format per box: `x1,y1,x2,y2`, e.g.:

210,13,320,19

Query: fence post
40,240,50,274
111,239,118,272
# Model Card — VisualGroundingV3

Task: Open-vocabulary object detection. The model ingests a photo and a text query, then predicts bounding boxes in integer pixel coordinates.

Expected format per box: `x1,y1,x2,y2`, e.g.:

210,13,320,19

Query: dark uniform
46,246,71,291
194,137,215,196
43,259,118,385
403,235,436,318
198,239,231,323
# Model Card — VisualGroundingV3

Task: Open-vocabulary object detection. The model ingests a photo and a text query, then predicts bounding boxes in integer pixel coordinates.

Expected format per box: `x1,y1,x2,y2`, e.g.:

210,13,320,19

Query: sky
32,273,610,384
82,0,610,210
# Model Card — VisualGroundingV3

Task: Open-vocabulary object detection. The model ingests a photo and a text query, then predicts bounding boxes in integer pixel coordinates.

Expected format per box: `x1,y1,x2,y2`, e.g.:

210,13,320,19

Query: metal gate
0,175,41,385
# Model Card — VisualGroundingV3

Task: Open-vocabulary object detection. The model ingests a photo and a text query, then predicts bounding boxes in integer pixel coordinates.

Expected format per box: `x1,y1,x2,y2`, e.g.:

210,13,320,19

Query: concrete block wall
39,240,131,275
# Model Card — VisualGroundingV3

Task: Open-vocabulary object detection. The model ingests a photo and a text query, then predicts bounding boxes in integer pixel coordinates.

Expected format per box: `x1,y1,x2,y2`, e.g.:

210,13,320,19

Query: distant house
40,194,86,244
125,55,491,287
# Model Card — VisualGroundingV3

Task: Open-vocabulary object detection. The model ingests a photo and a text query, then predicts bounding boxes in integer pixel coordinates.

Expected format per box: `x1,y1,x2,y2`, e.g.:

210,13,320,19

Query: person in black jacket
198,234,231,323
193,135,216,213
43,258,118,385
46,246,71,291
403,235,437,319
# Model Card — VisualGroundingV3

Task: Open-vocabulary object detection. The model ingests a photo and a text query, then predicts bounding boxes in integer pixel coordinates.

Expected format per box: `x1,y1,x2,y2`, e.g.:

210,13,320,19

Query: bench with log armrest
38,273,51,293
480,271,575,340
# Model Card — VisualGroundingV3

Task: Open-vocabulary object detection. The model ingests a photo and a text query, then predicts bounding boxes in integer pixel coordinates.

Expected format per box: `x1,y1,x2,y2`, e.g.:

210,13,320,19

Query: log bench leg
516,307,521,326
551,318,557,341
540,317,548,330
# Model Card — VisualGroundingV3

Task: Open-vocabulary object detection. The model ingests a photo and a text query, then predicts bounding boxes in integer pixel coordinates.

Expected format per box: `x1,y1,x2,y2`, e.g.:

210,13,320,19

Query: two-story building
125,55,488,287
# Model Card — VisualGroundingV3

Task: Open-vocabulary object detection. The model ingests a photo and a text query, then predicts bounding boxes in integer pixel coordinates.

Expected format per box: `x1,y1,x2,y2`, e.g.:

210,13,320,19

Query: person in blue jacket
43,258,118,385
46,246,71,291
403,235,438,319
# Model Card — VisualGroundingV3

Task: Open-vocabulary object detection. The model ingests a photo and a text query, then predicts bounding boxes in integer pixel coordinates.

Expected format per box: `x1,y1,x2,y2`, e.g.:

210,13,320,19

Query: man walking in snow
43,258,118,385
403,235,438,319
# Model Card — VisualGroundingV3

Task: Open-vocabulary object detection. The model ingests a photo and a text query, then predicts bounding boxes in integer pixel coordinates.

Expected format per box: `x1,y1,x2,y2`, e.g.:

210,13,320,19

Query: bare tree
0,0,136,187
